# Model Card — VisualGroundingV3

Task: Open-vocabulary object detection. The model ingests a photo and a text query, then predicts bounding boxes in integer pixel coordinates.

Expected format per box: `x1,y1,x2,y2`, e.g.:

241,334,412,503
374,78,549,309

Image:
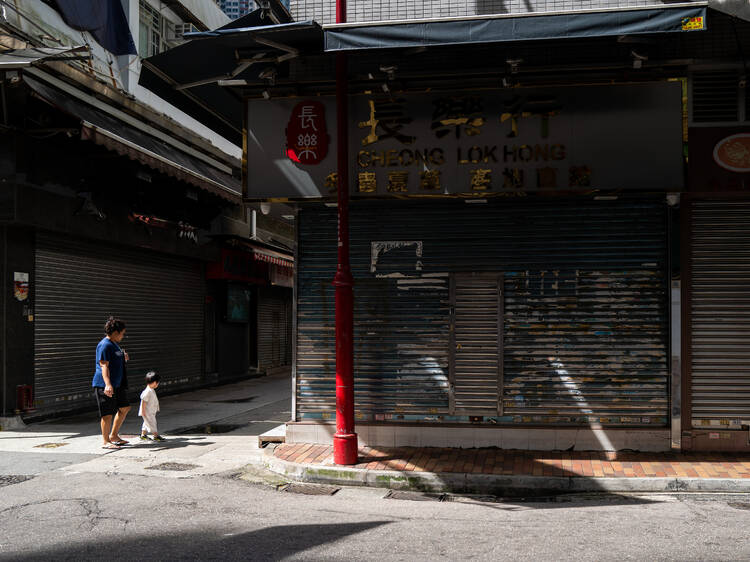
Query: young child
138,371,164,442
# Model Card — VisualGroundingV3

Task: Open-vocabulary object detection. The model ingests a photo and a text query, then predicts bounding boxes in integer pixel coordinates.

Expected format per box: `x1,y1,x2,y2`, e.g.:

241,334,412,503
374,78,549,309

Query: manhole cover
385,491,445,502
282,483,339,496
0,475,32,487
145,462,200,472
214,396,257,404
33,442,69,449
174,424,244,435
728,502,750,511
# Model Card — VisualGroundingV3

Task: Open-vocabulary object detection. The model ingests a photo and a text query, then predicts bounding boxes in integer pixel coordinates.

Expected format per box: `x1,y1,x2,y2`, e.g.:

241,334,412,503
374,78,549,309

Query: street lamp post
332,0,358,465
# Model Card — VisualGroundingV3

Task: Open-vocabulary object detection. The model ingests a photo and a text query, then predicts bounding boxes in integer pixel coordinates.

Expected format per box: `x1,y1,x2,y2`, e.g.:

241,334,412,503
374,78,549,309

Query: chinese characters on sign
285,101,329,164
354,93,584,195
250,83,682,198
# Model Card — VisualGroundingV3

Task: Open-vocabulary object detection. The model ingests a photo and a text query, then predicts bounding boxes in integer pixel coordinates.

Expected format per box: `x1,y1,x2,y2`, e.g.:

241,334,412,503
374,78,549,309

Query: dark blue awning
139,19,323,145
139,5,708,145
325,5,708,51
25,75,241,202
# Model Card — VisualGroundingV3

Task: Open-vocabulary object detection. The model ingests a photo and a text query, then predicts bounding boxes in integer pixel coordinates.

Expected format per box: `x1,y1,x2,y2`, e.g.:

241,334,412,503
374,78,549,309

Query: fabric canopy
253,247,294,268
25,75,241,202
139,18,323,146
325,5,708,51
708,0,750,22
0,46,88,68
138,5,708,142
46,0,137,55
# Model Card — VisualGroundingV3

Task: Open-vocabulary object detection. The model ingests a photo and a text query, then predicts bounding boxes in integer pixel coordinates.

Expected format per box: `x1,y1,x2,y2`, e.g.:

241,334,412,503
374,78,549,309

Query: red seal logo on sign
285,101,328,164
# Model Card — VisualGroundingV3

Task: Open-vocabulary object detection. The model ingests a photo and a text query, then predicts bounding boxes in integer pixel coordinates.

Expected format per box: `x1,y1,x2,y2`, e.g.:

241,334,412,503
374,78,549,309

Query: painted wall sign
247,82,683,199
14,272,29,301
285,101,329,164
713,133,750,173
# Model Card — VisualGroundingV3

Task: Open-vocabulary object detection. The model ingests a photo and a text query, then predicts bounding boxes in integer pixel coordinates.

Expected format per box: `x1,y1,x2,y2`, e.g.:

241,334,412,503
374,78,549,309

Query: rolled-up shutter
258,286,292,371
451,273,502,415
690,201,750,428
34,233,204,413
296,198,668,426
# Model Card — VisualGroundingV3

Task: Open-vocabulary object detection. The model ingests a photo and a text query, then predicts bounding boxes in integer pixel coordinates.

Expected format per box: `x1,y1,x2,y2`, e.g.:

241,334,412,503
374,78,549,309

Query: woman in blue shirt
92,316,131,449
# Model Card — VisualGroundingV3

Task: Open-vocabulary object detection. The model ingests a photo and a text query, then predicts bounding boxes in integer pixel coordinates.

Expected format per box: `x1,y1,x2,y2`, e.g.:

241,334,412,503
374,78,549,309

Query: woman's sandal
102,443,121,450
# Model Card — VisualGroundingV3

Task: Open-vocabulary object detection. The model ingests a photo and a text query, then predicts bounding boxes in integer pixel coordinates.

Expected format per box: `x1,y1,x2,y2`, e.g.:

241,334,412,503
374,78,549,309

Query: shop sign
713,134,750,173
688,128,750,191
13,272,28,301
681,16,704,31
247,82,684,199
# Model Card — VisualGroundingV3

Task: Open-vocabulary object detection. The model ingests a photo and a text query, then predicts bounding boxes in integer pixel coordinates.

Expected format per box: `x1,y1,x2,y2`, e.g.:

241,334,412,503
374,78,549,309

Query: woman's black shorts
94,386,129,418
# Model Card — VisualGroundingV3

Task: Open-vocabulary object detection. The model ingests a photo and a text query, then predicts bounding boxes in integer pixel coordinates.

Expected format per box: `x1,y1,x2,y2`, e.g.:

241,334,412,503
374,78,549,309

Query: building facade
0,0,293,419
140,1,750,452
219,0,256,20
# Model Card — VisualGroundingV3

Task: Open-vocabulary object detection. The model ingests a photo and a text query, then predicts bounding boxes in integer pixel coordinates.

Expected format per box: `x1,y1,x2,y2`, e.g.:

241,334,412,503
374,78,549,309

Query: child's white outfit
138,386,160,435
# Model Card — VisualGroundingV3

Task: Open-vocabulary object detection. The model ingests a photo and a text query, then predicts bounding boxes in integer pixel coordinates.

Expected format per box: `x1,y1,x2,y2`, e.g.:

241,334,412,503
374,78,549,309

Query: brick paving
274,443,750,479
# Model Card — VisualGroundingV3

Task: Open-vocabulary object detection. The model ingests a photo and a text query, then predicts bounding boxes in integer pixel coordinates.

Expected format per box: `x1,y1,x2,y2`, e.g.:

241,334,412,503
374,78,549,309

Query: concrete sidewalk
0,371,292,479
265,443,750,496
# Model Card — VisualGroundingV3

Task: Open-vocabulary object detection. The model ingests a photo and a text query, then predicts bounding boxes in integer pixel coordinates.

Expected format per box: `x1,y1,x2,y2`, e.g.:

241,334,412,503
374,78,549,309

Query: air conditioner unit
166,22,198,43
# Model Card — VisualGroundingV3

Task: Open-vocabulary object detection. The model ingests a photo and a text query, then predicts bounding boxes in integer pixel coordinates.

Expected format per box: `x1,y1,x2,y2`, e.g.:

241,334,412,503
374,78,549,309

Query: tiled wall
286,423,672,452
291,0,700,24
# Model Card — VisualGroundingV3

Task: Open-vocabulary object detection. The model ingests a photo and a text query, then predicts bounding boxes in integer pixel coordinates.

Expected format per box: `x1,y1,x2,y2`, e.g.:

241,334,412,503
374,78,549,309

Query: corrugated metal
258,287,293,370
690,70,742,124
451,273,502,415
504,269,667,425
34,233,205,412
690,201,750,428
296,198,668,426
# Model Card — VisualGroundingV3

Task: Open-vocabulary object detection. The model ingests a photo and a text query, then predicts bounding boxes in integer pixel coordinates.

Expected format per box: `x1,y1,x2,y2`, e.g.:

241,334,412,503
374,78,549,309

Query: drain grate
145,462,200,472
282,483,339,496
385,491,445,502
0,475,33,487
33,442,69,449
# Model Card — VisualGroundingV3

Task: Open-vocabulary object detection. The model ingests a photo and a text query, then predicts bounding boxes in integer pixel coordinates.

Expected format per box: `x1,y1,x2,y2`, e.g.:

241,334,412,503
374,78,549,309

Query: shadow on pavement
11,521,392,561
120,436,216,452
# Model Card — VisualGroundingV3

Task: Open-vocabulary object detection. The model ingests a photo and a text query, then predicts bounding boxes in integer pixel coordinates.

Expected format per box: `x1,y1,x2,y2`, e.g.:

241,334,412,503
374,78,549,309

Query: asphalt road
2,371,750,561
2,470,750,561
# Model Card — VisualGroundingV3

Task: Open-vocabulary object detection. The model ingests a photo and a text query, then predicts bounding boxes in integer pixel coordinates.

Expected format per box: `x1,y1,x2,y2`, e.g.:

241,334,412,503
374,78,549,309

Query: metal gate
258,287,292,371
690,201,750,428
450,273,502,415
34,233,205,413
296,198,668,426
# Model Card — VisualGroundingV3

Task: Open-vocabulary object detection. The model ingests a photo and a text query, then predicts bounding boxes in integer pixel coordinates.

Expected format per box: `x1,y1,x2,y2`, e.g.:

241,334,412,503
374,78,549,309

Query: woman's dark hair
104,316,126,335
145,371,160,384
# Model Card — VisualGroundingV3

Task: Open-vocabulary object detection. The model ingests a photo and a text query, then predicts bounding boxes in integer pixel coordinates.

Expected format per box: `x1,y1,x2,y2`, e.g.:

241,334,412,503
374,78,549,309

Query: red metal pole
333,0,358,465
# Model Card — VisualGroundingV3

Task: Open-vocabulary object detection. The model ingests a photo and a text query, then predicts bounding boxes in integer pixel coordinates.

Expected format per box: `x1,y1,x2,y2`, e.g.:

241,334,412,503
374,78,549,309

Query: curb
264,453,750,496
0,416,26,431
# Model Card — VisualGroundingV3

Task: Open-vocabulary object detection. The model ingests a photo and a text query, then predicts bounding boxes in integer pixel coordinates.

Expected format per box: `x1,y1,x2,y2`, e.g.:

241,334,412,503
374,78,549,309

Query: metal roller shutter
258,287,292,371
504,268,667,425
451,273,502,415
296,198,668,426
34,233,205,413
690,201,750,428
